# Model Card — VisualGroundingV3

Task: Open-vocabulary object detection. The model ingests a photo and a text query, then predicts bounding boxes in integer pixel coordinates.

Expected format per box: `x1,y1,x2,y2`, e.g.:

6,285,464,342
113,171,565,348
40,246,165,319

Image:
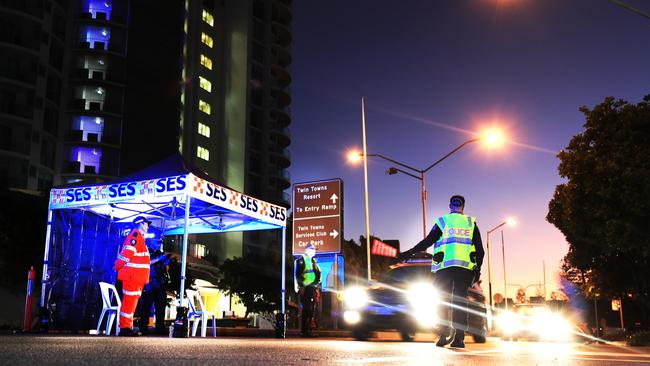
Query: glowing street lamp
347,130,506,238
486,217,516,309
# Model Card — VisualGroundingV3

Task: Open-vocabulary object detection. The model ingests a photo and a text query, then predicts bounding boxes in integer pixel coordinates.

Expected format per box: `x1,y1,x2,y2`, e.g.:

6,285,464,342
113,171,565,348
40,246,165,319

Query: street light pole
501,229,508,311
365,137,483,238
487,220,509,308
361,98,372,282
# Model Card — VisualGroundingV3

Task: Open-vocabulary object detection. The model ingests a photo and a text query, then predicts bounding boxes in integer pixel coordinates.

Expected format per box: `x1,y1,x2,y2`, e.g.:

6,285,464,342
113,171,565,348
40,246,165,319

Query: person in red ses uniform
114,216,152,336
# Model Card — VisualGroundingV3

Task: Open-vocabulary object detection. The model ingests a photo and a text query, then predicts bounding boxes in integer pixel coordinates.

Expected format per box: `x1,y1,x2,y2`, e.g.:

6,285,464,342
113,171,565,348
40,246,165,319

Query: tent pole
39,208,53,332
281,226,286,314
275,226,287,338
180,195,191,304
40,209,53,308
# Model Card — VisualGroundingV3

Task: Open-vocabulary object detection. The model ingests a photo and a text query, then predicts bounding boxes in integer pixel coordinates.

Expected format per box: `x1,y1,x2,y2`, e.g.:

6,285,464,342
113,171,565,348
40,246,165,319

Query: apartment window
199,76,212,92
197,146,210,161
202,10,214,26
200,54,212,70
198,122,211,138
199,100,211,115
201,32,213,48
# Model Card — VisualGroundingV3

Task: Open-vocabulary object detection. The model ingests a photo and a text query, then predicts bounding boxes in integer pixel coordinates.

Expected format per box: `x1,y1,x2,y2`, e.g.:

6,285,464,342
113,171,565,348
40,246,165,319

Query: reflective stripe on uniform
120,311,133,318
133,251,150,257
437,217,445,230
122,289,142,296
123,245,136,252
117,254,130,262
443,259,471,268
437,237,473,245
125,263,149,269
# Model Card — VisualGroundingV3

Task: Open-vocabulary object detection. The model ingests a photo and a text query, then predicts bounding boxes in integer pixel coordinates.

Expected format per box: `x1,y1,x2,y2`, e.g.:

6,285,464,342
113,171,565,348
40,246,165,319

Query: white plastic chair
97,282,121,336
186,289,216,337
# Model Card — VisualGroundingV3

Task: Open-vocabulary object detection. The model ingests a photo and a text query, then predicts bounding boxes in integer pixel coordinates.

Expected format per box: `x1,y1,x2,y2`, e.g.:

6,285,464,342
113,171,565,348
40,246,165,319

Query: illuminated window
201,32,213,48
200,54,212,70
199,76,212,92
197,146,210,161
198,122,211,138
199,100,211,115
202,10,214,26
191,243,207,258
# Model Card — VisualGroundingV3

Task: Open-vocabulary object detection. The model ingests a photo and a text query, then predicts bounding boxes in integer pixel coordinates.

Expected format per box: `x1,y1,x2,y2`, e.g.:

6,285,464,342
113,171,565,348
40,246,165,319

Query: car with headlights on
342,258,489,342
496,303,574,342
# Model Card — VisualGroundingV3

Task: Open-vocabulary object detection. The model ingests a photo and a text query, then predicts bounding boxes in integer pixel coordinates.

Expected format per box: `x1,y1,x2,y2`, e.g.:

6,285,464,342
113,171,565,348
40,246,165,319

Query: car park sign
293,179,343,254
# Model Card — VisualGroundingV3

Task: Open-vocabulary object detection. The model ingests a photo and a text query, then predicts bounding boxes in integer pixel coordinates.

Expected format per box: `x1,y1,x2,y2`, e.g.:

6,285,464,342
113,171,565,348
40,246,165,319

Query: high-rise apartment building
62,0,129,184
178,0,291,206
177,0,292,257
1,0,68,191
0,0,130,191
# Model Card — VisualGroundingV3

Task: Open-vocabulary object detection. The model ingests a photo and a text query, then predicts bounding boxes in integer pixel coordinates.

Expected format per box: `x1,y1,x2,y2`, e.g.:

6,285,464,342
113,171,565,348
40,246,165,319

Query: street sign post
293,179,343,254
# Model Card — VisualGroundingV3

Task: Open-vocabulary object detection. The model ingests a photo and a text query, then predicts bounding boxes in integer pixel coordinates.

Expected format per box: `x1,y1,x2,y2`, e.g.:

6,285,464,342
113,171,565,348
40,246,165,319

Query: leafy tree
547,95,650,313
215,254,278,316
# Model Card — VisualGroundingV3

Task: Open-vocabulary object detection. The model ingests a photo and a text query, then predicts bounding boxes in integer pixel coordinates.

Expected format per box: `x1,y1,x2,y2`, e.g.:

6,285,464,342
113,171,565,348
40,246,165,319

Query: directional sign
293,179,343,254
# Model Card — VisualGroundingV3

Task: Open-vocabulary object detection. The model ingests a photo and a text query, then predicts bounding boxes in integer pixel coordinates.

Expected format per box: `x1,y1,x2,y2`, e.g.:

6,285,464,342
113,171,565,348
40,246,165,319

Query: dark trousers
435,266,474,332
300,285,318,335
137,285,167,333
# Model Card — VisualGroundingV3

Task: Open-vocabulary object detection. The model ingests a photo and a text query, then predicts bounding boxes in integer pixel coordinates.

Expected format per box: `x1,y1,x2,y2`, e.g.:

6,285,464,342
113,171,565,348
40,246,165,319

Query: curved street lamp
348,131,504,239
487,217,516,309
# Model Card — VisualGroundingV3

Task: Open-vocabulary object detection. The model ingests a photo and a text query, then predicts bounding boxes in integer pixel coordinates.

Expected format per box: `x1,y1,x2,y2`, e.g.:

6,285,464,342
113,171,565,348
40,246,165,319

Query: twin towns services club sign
292,179,343,254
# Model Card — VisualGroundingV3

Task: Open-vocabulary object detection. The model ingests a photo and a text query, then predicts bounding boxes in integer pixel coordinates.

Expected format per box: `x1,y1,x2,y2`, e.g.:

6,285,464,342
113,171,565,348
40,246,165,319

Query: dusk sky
288,0,650,295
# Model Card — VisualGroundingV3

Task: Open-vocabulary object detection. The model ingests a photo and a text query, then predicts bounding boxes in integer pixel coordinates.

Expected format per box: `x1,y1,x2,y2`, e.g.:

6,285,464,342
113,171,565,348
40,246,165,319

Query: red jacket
114,228,150,285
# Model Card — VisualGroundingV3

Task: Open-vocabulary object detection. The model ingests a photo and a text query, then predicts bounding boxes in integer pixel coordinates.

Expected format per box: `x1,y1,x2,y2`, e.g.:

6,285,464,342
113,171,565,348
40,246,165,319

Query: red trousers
120,281,144,329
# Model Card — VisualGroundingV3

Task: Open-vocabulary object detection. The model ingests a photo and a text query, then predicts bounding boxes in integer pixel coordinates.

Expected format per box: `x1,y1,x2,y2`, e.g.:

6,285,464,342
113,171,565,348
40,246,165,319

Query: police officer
137,239,171,335
397,195,484,348
114,216,152,336
294,244,321,337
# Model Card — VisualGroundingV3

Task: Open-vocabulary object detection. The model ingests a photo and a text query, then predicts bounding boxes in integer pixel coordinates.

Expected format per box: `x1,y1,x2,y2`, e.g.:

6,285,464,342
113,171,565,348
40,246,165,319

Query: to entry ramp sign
293,179,343,254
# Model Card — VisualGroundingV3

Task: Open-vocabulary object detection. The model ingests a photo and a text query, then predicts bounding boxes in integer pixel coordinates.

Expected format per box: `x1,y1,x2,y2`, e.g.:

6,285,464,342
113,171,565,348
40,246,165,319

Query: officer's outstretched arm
397,224,442,261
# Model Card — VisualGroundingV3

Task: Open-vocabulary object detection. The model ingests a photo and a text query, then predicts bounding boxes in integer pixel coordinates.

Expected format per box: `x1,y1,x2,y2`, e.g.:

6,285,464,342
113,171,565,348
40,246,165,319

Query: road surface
2,334,649,365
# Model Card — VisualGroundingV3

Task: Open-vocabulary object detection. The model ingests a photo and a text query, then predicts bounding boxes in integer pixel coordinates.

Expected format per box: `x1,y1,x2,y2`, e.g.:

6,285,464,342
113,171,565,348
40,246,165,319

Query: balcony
270,88,291,109
270,108,291,127
269,148,290,168
270,65,291,88
270,125,290,148
271,2,292,24
271,23,291,47
271,45,291,68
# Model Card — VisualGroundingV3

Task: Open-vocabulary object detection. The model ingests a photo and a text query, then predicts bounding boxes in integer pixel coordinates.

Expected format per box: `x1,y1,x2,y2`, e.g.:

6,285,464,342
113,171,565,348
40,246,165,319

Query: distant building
0,0,130,191
122,0,292,262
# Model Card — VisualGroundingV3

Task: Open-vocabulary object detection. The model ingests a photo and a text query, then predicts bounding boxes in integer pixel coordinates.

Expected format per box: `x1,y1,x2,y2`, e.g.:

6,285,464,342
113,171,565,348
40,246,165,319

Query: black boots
436,328,453,347
449,330,465,348
437,329,465,348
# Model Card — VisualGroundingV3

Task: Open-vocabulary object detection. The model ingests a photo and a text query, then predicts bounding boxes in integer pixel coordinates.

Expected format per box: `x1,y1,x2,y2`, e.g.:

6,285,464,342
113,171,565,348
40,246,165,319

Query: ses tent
40,156,288,330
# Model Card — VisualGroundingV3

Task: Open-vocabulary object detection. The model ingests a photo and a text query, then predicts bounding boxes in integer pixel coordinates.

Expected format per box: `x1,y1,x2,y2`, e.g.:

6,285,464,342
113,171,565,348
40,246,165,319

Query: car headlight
498,311,523,335
407,282,439,309
343,287,369,309
531,311,572,340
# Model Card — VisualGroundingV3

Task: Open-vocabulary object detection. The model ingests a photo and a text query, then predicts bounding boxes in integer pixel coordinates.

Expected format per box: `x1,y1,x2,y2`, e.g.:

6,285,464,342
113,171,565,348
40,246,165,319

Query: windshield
379,265,432,285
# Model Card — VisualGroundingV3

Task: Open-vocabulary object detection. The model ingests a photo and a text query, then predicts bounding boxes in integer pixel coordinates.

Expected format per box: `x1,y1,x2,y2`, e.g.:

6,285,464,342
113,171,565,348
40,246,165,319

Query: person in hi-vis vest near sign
397,195,485,348
294,244,321,337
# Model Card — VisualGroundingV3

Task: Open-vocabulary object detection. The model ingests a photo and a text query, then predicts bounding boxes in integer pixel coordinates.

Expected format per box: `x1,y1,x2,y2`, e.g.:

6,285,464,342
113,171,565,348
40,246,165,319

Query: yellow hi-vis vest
431,213,477,273
301,254,316,286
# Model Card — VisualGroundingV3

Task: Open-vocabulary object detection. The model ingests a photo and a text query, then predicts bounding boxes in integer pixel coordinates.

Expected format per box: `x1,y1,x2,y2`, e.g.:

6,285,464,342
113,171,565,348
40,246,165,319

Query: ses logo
204,183,286,221
65,176,187,203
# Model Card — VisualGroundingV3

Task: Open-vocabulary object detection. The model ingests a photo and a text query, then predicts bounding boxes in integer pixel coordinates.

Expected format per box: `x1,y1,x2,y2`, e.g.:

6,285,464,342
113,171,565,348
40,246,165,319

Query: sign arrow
330,193,338,204
329,229,339,239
